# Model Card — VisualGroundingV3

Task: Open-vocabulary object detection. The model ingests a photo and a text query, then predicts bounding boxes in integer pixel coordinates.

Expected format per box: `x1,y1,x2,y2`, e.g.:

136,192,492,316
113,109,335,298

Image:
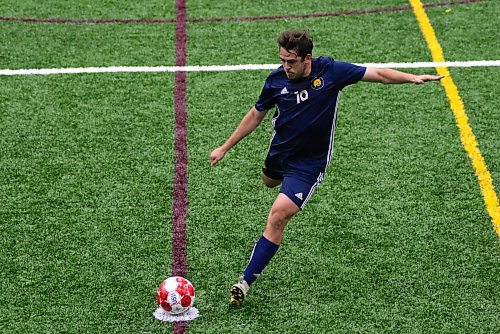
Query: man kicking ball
210,30,443,305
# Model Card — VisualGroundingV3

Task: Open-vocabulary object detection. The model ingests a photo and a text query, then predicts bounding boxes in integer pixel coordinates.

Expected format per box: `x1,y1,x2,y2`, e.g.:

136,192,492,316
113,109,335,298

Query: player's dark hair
277,30,313,59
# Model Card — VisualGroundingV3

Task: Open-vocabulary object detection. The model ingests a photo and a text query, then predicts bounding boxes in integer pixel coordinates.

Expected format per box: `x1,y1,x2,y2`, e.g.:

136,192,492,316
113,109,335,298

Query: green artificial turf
187,10,430,66
187,0,412,20
0,23,175,69
0,0,498,333
0,74,175,333
423,0,500,61
0,0,175,19
449,67,500,203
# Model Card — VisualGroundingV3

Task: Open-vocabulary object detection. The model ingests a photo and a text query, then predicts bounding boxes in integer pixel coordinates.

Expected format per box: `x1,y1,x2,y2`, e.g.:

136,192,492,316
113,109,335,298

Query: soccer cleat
230,278,249,306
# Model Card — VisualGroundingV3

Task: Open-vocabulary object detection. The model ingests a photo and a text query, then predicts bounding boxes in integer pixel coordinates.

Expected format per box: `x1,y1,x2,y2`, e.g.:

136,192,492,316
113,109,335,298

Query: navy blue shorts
262,158,324,209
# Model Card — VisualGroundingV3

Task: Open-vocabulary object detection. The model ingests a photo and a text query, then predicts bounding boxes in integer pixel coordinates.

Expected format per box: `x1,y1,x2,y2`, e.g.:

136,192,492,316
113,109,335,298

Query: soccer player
210,30,443,305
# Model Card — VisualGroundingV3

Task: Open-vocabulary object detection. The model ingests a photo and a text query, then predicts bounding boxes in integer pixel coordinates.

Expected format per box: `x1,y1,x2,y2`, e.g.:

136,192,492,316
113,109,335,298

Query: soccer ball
156,276,195,314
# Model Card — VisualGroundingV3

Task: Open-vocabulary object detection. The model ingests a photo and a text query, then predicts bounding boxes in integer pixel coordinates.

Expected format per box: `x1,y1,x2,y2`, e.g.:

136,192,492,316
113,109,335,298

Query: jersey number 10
294,90,309,104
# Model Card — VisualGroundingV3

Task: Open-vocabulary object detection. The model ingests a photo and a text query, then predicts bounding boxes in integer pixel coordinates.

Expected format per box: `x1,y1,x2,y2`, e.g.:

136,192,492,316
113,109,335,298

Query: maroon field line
0,0,484,24
172,0,188,280
172,0,189,333
190,0,484,23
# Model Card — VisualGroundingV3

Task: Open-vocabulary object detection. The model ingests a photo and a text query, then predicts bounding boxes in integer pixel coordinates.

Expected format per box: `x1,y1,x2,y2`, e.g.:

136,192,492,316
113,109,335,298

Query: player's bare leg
231,194,300,305
263,193,300,244
261,173,282,188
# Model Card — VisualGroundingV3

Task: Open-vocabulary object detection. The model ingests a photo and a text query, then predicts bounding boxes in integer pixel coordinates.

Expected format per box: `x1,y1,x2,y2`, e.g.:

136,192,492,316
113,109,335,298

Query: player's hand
413,74,444,85
210,147,226,166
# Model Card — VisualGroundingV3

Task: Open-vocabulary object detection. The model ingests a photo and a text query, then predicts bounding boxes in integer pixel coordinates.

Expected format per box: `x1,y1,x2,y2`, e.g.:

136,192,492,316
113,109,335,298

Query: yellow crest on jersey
311,77,324,90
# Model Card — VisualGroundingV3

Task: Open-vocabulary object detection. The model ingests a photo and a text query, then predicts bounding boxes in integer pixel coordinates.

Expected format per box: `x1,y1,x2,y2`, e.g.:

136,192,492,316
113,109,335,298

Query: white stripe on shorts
301,172,324,209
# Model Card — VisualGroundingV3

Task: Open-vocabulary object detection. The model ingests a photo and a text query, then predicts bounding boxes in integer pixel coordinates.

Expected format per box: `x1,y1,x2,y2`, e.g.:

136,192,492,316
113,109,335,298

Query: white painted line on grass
361,60,500,68
0,60,499,76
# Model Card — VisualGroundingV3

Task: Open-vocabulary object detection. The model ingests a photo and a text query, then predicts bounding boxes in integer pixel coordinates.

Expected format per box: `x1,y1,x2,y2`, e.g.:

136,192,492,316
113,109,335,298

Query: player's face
279,47,311,80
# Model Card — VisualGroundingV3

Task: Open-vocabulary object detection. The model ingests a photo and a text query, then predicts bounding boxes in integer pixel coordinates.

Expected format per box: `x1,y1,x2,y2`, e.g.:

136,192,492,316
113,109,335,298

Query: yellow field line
410,0,500,237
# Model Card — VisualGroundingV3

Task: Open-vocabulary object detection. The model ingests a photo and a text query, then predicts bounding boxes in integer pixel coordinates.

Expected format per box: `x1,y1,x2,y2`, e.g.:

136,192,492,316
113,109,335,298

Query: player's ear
304,54,312,63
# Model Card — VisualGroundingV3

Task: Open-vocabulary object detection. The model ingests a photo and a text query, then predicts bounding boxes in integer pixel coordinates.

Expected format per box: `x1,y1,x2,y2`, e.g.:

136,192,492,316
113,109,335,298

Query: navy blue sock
243,236,279,285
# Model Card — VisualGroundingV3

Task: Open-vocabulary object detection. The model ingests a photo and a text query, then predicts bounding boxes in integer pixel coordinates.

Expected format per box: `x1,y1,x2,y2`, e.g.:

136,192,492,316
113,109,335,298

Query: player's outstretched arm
210,106,268,166
361,67,444,85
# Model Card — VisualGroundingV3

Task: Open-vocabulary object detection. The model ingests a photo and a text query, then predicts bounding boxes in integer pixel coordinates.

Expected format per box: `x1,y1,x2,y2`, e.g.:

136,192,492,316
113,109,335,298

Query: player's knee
264,198,299,243
268,209,291,231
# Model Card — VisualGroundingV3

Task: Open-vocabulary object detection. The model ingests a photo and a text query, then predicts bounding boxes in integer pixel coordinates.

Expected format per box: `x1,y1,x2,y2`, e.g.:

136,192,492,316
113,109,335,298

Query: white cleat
230,278,250,306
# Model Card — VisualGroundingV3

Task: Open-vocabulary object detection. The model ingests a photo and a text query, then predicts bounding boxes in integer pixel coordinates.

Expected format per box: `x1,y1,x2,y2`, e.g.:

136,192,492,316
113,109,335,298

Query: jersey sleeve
332,61,367,89
254,78,276,112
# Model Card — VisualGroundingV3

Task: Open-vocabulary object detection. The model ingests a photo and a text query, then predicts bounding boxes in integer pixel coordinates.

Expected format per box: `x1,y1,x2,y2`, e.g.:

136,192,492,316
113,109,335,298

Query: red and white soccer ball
156,276,195,315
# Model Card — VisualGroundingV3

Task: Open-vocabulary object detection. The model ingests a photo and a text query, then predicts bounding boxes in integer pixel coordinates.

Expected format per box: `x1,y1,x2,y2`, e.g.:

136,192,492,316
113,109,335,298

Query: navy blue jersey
255,56,366,174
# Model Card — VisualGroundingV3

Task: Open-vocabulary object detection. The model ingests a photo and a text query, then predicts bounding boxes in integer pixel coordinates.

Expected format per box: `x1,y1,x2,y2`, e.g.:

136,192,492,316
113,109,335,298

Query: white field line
0,60,499,76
